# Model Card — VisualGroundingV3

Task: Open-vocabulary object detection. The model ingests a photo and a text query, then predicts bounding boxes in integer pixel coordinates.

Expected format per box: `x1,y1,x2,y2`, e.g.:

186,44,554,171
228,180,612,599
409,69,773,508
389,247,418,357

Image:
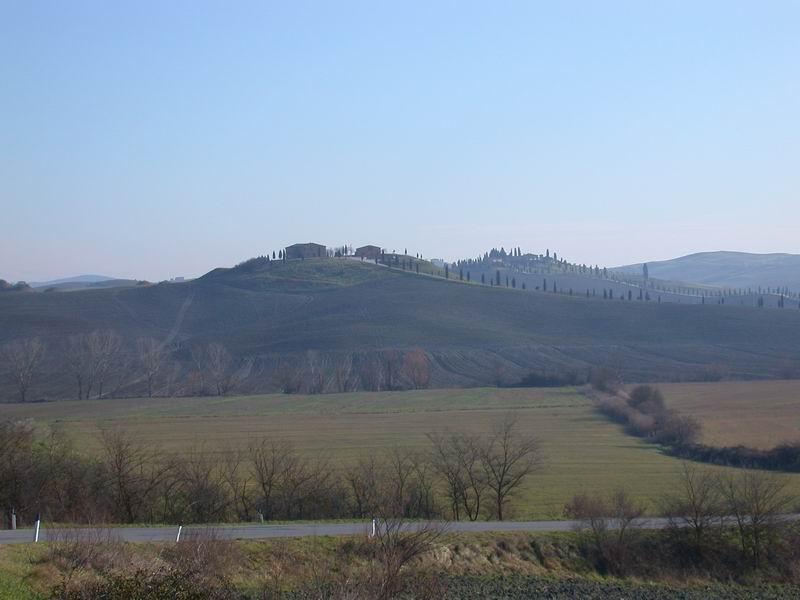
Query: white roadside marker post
371,518,376,538
34,513,41,543
176,525,182,543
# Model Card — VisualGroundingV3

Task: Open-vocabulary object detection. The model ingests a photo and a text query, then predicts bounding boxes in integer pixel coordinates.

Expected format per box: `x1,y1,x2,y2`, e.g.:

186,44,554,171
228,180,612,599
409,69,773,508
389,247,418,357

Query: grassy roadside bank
1,530,798,599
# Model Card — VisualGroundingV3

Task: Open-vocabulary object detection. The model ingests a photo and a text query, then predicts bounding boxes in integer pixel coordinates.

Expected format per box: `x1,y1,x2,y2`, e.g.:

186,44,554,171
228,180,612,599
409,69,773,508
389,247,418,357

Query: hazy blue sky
2,1,799,282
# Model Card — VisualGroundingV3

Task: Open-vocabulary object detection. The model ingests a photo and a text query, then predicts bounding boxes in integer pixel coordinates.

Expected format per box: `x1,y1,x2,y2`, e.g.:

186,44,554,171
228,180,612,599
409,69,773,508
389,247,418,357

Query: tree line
0,416,540,528
594,382,800,473
1,334,436,402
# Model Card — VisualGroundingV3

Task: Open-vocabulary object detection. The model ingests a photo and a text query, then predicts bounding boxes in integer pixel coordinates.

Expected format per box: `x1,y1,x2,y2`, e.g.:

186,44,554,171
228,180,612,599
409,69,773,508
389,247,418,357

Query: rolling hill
28,274,116,288
26,274,142,292
615,251,800,291
1,257,800,401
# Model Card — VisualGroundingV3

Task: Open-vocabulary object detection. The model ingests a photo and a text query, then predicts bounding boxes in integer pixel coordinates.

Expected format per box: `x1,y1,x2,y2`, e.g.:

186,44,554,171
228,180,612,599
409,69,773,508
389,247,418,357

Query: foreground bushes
566,465,799,579
55,570,238,600
69,574,800,600
435,576,800,600
46,527,800,600
35,466,800,600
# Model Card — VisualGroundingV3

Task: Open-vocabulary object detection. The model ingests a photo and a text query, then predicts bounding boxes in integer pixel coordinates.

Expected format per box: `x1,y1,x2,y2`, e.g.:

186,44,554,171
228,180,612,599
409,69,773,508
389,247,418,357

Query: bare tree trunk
2,338,45,402
481,415,542,521
136,337,166,398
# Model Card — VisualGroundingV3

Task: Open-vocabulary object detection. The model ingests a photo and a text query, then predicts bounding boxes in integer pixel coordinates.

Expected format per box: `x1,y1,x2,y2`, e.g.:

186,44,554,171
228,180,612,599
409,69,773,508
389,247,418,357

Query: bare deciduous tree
356,354,383,392
220,446,252,521
275,361,302,394
403,348,430,389
371,512,446,600
481,416,542,520
427,431,486,521
280,453,333,520
345,455,383,518
98,428,172,523
333,355,356,393
2,337,45,402
408,451,439,519
661,462,723,550
86,330,122,399
719,471,796,568
249,439,293,521
381,349,402,391
177,446,231,523
65,334,91,400
194,343,237,396
564,488,645,574
106,348,135,399
305,350,326,394
136,337,166,398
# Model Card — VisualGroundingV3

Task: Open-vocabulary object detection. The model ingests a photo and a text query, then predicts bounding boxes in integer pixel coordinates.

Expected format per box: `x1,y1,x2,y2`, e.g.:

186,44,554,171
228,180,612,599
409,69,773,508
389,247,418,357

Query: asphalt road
0,518,670,545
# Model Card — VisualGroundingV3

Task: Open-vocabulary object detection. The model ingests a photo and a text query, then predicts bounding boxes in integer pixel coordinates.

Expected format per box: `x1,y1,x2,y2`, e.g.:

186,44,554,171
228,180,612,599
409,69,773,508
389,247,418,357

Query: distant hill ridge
615,251,800,291
2,256,800,401
29,274,117,288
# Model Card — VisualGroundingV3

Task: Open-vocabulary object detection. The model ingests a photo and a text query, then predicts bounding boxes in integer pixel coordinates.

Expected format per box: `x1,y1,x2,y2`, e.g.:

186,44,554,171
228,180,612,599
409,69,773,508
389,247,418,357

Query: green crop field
659,380,800,449
3,386,798,519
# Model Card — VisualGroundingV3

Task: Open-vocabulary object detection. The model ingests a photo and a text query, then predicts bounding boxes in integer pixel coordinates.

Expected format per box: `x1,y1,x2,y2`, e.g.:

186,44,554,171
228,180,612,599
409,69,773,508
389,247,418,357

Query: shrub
52,569,239,600
627,385,665,413
590,368,620,393
511,369,587,388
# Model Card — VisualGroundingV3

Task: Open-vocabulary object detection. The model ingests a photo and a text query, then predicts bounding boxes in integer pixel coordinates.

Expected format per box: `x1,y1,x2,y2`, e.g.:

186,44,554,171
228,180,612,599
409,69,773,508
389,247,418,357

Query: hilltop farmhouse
355,245,381,260
285,242,326,259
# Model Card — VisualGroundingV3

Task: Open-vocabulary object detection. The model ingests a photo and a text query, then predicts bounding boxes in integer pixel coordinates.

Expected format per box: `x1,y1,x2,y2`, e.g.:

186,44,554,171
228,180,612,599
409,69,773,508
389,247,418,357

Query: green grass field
660,380,800,449
3,386,798,519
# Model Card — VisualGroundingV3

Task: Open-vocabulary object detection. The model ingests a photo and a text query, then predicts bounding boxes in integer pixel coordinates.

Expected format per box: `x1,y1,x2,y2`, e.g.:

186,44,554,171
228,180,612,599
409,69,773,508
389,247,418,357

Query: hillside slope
1,258,799,399
616,251,800,290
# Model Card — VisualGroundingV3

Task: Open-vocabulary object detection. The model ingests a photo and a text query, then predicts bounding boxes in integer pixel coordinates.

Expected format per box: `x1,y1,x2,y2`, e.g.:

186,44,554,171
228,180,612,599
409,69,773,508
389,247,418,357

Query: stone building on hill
355,245,382,260
285,242,326,259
